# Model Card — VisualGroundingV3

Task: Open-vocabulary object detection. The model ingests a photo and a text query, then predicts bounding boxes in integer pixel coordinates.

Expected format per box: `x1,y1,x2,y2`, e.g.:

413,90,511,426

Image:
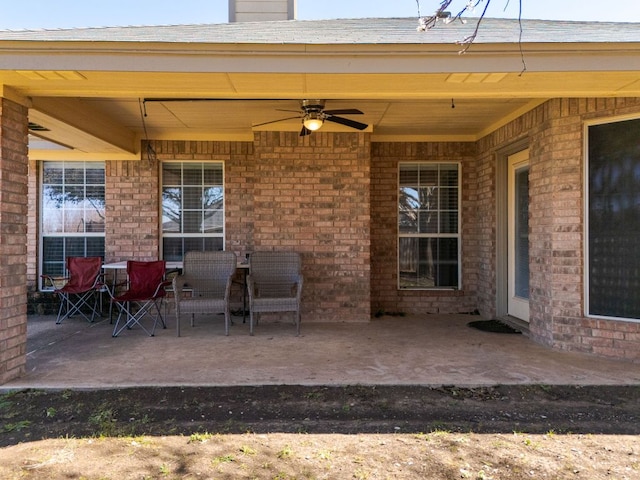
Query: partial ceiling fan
252,100,368,136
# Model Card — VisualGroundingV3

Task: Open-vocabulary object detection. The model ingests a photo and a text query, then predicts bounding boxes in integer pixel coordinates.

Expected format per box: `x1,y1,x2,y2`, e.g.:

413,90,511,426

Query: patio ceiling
1,40,639,159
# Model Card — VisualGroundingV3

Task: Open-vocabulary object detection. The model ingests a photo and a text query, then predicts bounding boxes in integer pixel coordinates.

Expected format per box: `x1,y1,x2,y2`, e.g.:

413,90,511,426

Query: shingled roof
1,17,639,44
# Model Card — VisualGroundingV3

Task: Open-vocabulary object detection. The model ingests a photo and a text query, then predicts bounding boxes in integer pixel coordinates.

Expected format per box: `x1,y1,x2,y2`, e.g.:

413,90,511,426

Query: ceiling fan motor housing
301,99,326,112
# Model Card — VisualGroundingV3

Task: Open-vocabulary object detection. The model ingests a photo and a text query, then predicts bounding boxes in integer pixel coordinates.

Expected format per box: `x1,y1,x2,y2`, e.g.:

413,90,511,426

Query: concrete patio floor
3,312,640,390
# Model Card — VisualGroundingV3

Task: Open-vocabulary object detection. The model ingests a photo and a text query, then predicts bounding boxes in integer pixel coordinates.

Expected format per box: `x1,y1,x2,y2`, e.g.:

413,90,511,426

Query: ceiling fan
252,100,368,136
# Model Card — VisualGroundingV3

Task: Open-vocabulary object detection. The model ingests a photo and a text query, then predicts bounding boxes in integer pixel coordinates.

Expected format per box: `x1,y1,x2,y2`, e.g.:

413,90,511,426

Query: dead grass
0,431,638,479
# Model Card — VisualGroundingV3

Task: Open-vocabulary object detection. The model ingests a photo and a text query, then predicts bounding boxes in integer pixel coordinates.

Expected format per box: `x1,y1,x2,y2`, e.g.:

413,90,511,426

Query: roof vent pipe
229,0,297,23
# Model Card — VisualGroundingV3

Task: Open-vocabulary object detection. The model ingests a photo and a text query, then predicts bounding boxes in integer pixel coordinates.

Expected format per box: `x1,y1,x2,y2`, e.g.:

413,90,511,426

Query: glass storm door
508,151,530,322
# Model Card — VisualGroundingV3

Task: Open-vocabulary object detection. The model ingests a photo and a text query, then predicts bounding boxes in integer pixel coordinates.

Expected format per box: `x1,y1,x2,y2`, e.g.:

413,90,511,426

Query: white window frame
39,161,106,291
160,160,225,261
398,162,462,290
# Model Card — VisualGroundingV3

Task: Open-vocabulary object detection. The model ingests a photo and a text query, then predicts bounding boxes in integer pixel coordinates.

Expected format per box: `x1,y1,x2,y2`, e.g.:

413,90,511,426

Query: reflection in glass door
508,150,530,322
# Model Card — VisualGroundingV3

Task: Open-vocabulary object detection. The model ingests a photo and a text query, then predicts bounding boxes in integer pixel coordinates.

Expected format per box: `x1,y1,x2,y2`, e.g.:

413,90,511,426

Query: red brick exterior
251,132,371,322
105,141,257,264
370,142,478,315
105,156,161,262
122,134,371,322
476,98,640,362
6,97,640,384
0,98,28,383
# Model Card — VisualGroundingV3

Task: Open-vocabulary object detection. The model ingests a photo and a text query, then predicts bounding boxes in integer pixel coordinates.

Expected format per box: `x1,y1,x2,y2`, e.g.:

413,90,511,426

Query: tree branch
455,1,491,53
417,0,525,64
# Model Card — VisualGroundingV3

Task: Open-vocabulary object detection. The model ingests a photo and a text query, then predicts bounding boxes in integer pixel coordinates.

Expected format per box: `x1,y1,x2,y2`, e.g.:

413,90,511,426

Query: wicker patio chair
172,251,237,336
247,251,303,336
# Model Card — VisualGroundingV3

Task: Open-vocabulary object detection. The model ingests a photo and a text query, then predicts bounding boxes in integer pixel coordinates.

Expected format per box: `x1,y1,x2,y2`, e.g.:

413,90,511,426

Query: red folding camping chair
42,256,104,325
110,260,170,337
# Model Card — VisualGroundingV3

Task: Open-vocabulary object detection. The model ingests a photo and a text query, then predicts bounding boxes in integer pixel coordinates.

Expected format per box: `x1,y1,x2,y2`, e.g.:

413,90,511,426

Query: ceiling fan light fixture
302,112,324,131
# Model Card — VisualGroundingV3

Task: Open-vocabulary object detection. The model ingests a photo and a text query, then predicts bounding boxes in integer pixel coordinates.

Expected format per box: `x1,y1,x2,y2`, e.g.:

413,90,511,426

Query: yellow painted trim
476,99,548,139
371,134,478,143
28,151,140,161
145,132,255,142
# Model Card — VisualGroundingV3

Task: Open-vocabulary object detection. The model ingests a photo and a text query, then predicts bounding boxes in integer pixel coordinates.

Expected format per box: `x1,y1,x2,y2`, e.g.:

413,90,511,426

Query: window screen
587,117,640,320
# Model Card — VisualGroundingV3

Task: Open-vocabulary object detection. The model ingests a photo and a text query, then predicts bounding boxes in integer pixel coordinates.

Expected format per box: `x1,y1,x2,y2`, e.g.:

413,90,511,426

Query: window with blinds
161,161,224,261
398,162,460,289
40,161,105,290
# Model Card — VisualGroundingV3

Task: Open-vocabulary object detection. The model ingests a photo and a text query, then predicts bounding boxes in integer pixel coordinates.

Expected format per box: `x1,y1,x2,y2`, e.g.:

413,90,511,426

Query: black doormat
467,319,521,334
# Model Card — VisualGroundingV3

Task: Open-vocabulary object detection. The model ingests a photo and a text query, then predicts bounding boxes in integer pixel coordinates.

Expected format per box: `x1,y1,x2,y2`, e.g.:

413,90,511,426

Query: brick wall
544,98,640,362
0,97,28,383
25,134,372,324
252,132,371,322
370,142,478,316
25,159,52,314
105,155,161,262
477,98,640,362
472,145,500,319
149,140,254,309
130,141,255,263
530,101,583,347
145,135,371,322
23,136,370,323
224,141,255,256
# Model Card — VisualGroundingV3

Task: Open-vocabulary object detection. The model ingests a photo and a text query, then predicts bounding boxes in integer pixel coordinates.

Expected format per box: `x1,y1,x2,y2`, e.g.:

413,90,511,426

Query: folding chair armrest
153,279,172,297
94,278,110,295
92,272,107,289
106,279,129,297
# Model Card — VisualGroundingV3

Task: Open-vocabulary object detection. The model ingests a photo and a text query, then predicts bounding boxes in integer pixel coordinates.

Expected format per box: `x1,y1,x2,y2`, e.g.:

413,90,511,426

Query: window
398,163,460,289
40,161,105,290
587,116,640,321
161,162,224,261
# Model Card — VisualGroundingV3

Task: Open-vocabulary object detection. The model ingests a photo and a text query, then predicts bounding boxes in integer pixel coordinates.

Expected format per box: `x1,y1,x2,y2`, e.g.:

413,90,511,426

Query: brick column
0,97,29,384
